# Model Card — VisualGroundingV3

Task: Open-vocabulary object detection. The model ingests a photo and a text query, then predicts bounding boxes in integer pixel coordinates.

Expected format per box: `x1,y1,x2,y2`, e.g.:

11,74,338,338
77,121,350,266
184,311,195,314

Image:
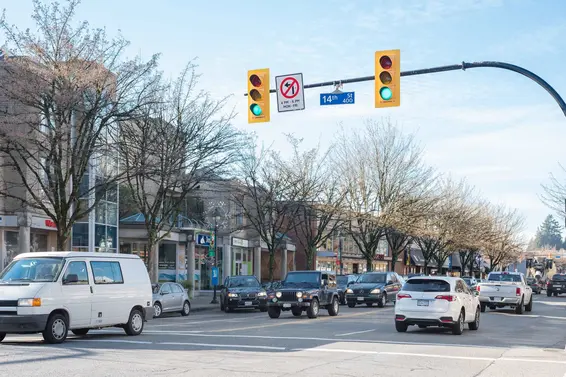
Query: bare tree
233,140,305,281
0,0,160,250
119,63,242,282
282,135,346,270
333,119,436,272
483,205,525,272
540,163,566,222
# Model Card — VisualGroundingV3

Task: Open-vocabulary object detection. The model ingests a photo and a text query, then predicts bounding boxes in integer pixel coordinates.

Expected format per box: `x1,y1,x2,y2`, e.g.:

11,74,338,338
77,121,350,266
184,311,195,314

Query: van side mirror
63,274,78,284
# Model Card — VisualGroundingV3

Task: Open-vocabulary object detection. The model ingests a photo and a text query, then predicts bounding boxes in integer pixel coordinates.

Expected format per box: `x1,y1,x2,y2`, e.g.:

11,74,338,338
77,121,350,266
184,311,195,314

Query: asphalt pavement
1,294,565,376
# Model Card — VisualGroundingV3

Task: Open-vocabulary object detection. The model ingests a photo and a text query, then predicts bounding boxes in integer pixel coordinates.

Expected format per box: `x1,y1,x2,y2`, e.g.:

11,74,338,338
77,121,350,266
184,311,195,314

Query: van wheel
153,302,162,318
42,313,69,344
71,329,89,336
0,333,5,342
181,301,191,316
124,308,144,336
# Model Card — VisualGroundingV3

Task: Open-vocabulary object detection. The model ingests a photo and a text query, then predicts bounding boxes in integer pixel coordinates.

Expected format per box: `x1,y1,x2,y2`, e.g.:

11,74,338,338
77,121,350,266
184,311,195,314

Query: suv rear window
552,274,566,281
402,279,451,292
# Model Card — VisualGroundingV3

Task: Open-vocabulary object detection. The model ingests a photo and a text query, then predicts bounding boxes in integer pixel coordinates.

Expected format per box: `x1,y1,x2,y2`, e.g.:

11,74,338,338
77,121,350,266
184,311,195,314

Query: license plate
244,301,252,306
357,297,364,301
283,303,291,308
417,300,429,306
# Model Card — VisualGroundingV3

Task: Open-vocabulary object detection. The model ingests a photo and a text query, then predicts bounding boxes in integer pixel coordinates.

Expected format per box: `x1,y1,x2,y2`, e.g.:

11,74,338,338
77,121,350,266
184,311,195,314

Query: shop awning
120,213,210,228
317,250,336,258
409,248,425,266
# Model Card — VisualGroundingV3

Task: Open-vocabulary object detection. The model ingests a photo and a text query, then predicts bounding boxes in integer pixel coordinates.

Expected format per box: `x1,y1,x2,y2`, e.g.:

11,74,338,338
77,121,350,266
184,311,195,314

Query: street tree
540,163,566,229
333,119,436,271
119,63,243,282
282,135,346,270
483,205,525,271
233,139,305,281
533,214,563,250
0,0,160,250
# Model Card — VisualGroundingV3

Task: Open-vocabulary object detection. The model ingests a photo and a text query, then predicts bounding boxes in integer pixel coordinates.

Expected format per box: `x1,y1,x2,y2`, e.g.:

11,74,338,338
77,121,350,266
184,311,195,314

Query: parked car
266,270,340,319
461,276,478,290
476,271,533,314
0,252,153,344
345,272,403,308
395,276,480,335
152,282,191,318
336,274,358,305
219,275,267,312
546,274,566,297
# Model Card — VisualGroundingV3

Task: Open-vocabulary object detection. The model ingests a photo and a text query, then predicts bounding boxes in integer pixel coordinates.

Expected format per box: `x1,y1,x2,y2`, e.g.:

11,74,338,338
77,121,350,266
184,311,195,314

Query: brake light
547,281,551,286
516,287,521,296
435,295,456,302
476,285,480,292
397,293,411,300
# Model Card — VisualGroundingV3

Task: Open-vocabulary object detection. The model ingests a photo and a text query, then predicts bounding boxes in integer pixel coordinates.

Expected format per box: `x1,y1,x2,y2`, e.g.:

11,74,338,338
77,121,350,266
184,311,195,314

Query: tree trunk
305,248,316,270
390,252,398,273
423,261,428,275
437,261,444,275
147,232,159,283
56,227,70,251
268,250,275,281
366,256,373,272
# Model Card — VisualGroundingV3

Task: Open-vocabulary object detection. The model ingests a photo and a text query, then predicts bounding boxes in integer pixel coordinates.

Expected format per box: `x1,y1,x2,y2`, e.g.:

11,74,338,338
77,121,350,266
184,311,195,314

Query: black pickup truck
547,274,566,297
266,271,340,319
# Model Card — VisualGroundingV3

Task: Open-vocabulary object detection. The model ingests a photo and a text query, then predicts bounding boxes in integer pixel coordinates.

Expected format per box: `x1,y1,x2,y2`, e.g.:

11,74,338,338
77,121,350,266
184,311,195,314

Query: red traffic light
249,74,262,87
379,55,392,70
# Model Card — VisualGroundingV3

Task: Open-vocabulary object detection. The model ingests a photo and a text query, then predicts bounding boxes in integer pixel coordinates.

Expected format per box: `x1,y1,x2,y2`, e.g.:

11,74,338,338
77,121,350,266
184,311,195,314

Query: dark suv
266,271,340,319
547,274,566,297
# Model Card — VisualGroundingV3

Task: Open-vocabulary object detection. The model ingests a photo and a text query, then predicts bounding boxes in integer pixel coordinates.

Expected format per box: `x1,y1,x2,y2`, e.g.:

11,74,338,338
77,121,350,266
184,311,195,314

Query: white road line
335,329,376,337
159,342,286,351
293,348,566,364
490,313,566,320
72,339,153,345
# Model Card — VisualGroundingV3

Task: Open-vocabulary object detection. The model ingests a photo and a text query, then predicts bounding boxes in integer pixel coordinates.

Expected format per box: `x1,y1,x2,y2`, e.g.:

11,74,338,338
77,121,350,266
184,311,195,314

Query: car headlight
18,298,41,307
296,292,303,298
275,292,282,298
228,293,239,298
258,291,267,297
370,288,381,294
346,289,353,294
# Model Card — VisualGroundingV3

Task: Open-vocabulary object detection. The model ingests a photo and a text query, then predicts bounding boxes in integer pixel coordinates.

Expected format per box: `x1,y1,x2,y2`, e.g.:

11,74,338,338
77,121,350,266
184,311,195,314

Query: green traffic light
250,103,262,116
380,87,393,101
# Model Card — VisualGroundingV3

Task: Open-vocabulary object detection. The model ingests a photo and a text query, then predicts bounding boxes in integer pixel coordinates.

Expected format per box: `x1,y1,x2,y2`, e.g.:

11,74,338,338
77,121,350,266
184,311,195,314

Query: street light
210,208,221,304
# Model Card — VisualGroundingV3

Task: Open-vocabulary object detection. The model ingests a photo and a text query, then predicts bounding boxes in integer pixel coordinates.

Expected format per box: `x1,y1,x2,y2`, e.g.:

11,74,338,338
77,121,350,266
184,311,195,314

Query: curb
192,305,219,313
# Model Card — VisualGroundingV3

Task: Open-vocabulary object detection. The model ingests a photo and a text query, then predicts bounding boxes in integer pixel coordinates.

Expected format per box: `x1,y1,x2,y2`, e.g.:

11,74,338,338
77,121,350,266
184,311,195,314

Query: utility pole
338,232,343,275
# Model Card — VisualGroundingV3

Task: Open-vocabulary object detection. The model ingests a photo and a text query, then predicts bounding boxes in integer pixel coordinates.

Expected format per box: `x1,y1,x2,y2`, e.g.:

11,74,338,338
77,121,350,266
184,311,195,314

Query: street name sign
320,91,355,106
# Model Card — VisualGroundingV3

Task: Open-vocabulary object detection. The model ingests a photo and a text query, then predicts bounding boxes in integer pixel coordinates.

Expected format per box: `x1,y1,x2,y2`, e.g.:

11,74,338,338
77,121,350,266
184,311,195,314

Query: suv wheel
452,310,465,335
377,294,387,308
328,297,339,316
267,306,281,319
395,321,408,333
468,308,480,330
547,290,552,297
0,333,5,342
307,298,320,319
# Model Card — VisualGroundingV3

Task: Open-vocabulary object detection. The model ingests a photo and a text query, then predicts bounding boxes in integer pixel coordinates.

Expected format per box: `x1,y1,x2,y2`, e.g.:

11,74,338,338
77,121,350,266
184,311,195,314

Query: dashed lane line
335,329,376,337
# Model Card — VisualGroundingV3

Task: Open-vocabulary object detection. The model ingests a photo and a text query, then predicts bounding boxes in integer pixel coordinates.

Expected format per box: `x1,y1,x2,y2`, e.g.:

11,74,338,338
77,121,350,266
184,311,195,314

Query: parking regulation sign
275,73,305,112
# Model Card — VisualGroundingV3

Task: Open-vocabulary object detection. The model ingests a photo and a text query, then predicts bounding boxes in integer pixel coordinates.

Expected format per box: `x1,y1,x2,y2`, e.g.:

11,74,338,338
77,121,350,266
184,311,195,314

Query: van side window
62,261,89,285
90,261,124,284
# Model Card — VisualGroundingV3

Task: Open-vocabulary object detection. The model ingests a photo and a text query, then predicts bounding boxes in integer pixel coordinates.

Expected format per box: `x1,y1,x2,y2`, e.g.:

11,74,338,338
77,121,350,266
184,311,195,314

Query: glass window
283,272,320,287
358,273,387,284
62,261,89,285
90,261,124,284
107,182,118,203
488,273,522,282
171,284,183,293
79,174,89,198
158,244,176,269
107,203,117,225
95,225,106,247
552,274,566,281
30,233,48,253
107,226,117,250
72,223,89,247
0,257,64,282
228,276,260,288
95,202,107,224
403,279,451,293
161,283,171,294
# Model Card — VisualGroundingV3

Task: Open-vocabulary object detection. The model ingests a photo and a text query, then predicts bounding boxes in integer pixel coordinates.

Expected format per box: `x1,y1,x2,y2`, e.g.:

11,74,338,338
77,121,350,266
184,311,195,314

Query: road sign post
211,267,219,286
275,73,305,112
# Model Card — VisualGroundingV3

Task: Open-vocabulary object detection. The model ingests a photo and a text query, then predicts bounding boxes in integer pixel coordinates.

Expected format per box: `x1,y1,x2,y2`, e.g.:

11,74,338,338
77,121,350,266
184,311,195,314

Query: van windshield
0,258,64,283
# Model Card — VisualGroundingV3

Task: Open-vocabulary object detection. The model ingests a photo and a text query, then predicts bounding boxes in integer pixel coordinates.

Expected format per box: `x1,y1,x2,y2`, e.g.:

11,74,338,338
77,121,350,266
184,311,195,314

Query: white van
0,252,154,344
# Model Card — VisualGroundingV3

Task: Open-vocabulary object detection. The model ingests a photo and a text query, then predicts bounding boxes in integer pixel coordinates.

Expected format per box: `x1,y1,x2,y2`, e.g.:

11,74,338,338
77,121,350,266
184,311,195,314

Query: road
1,294,565,376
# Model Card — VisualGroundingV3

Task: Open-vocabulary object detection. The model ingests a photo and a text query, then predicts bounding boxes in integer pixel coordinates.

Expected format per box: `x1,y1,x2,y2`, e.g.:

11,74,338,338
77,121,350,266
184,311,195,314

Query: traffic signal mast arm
244,61,566,117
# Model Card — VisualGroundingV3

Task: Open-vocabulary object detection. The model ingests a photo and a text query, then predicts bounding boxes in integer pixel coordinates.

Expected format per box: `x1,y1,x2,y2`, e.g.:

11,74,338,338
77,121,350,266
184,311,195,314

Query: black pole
338,234,343,275
244,60,566,117
210,221,218,304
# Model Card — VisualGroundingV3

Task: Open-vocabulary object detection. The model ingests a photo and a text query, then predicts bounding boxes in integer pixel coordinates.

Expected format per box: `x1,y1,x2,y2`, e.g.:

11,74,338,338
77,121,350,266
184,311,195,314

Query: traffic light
375,49,400,108
247,68,270,123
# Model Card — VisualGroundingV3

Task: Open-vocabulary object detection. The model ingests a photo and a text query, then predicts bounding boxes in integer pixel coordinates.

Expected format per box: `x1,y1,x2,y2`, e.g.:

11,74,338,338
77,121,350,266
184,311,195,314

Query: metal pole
244,61,566,117
338,234,343,275
210,220,218,304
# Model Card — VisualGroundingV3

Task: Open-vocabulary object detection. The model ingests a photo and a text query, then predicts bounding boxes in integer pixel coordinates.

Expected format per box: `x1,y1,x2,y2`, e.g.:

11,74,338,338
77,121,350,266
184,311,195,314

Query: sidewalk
190,290,220,313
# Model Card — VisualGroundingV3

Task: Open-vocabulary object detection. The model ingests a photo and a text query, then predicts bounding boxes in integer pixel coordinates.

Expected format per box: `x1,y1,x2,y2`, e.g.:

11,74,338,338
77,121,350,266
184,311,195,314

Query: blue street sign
448,255,453,269
196,234,211,247
320,91,355,106
211,267,219,286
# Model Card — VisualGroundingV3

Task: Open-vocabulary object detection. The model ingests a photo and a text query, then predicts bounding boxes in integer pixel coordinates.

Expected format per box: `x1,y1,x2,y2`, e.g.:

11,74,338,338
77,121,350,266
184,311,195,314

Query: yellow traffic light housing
375,50,400,108
247,68,270,123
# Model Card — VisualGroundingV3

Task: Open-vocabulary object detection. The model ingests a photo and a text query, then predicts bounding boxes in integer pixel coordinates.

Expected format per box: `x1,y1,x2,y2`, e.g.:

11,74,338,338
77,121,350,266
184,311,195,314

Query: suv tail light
435,295,456,302
397,293,411,300
547,281,551,286
476,285,480,292
515,287,521,296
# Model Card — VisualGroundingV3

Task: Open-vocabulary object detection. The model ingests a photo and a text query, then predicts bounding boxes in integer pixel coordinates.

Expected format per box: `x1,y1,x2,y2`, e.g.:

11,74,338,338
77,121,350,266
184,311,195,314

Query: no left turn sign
276,73,305,112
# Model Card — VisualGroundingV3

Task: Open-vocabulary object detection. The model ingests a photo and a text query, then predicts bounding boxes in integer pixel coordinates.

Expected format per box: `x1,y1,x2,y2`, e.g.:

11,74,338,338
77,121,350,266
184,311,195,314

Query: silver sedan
152,282,191,318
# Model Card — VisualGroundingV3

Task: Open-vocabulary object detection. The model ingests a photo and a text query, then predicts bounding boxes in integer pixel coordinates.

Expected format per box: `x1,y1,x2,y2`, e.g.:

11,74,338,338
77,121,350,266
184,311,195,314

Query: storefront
0,214,57,269
232,237,253,276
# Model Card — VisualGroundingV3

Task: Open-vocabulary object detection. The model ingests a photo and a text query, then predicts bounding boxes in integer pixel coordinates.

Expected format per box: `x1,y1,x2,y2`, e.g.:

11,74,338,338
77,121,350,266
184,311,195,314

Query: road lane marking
335,329,376,337
149,318,251,327
159,342,286,350
203,311,376,333
490,313,566,320
72,339,153,345
293,348,566,364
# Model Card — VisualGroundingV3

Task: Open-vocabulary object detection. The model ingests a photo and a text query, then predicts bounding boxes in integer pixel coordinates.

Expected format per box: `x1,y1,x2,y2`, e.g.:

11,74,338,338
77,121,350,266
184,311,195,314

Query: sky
2,0,566,240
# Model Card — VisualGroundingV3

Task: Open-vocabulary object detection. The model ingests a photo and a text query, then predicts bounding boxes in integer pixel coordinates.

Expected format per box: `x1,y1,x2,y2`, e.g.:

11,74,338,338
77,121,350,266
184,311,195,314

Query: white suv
394,276,481,335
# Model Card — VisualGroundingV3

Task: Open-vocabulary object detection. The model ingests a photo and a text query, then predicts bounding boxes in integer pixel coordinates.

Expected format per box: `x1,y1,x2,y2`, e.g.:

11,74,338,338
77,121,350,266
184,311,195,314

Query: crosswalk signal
375,49,400,108
247,68,270,123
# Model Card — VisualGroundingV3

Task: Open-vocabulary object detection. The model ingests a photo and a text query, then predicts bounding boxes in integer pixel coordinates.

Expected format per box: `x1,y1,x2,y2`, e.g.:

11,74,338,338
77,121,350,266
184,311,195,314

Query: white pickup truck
476,271,533,314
